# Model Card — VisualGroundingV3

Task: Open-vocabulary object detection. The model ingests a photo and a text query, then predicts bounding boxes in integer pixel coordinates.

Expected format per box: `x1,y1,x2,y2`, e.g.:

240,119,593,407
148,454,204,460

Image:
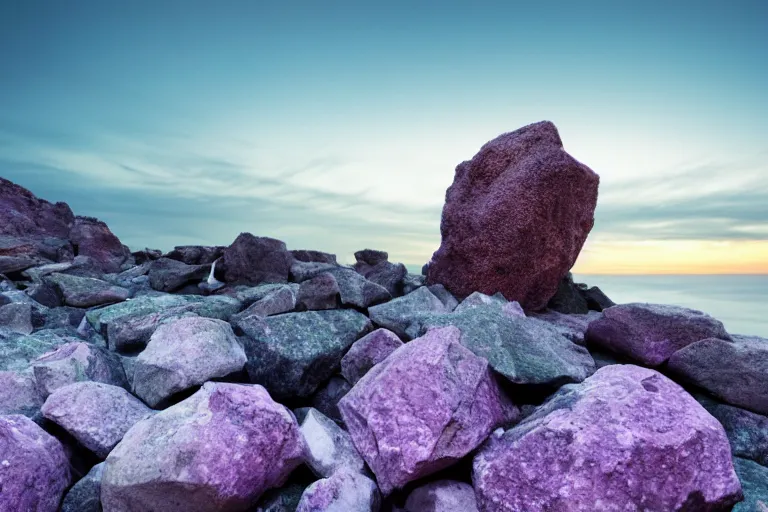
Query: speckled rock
86,294,240,352
401,273,426,295
101,382,306,511
221,233,293,285
472,365,743,511
242,310,371,400
732,457,768,512
0,177,74,238
43,272,129,308
699,398,768,467
312,376,352,425
61,462,104,512
41,382,153,458
297,273,340,311
133,316,246,407
148,257,211,293
413,304,595,387
586,303,731,366
329,268,391,309
231,284,298,320
33,341,128,398
0,302,34,334
0,414,71,511
295,407,366,478
289,261,338,283
0,370,44,418
340,328,403,385
427,284,459,311
367,287,449,339
353,250,407,296
426,121,599,311
404,480,479,512
68,216,130,273
0,329,79,372
668,335,768,415
296,468,381,512
453,291,507,314
291,249,337,264
339,326,515,494
530,309,601,346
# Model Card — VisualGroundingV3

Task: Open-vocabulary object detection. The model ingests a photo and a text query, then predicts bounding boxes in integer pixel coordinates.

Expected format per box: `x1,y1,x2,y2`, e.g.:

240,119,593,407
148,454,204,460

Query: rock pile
1,122,766,511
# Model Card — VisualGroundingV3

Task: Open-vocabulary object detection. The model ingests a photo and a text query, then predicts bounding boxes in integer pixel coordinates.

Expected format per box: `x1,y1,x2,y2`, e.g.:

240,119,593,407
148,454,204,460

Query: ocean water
575,274,768,338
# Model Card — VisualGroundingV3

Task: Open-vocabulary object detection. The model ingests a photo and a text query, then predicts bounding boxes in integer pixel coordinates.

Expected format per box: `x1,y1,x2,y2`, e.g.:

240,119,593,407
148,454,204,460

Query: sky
1,1,766,273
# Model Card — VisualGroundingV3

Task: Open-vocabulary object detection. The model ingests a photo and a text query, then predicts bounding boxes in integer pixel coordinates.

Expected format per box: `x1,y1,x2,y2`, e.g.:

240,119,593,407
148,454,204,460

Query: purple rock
0,370,44,418
297,272,340,311
340,328,404,385
291,250,337,264
133,316,246,407
0,177,74,239
295,407,366,478
164,245,225,265
472,365,743,511
33,341,128,398
339,326,515,494
586,303,731,366
404,480,479,512
427,121,599,311
221,233,293,285
101,382,306,511
69,216,130,273
41,381,153,458
0,414,71,511
668,335,768,415
296,468,381,512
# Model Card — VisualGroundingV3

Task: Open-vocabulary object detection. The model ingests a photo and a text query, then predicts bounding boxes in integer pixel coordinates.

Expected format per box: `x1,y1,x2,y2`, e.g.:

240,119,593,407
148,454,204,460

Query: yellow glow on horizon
574,240,768,275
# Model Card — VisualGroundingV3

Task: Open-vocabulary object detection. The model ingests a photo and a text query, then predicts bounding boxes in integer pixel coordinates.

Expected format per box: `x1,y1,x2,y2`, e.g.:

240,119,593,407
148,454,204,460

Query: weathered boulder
0,302,34,334
25,282,63,308
101,382,306,511
699,397,768,467
41,381,153,458
291,249,337,264
297,272,340,311
413,305,595,387
404,480,479,512
148,257,210,293
329,268,390,309
0,370,44,418
427,284,459,311
530,309,601,346
0,177,74,238
668,335,768,415
0,414,71,511
69,216,130,273
472,365,743,511
312,376,352,425
353,249,407,296
131,248,162,265
732,457,768,512
241,310,372,400
453,291,509,314
230,284,298,321
295,407,366,478
133,316,246,407
339,326,515,494
289,261,338,283
221,233,293,285
33,341,128,398
44,272,129,307
367,286,449,339
586,303,731,366
0,329,79,372
61,462,104,512
296,468,381,512
426,121,599,311
340,328,403,385
164,245,225,265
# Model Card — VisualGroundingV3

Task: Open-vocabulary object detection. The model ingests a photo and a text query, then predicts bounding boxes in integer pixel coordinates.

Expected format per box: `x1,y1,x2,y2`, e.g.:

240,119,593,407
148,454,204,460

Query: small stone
148,258,210,293
0,302,33,334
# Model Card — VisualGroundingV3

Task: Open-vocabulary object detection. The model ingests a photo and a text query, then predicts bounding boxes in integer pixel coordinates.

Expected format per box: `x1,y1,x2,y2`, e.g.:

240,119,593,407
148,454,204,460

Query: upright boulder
221,233,292,285
426,121,599,311
68,216,129,273
472,365,743,511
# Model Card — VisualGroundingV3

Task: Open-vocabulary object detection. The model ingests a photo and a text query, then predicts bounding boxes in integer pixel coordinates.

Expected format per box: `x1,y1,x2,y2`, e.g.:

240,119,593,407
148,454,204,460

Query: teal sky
1,1,766,269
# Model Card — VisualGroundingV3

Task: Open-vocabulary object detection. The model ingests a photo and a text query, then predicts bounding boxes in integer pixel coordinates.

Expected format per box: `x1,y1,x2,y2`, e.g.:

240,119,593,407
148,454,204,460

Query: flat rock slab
367,286,449,339
44,272,130,308
472,364,743,512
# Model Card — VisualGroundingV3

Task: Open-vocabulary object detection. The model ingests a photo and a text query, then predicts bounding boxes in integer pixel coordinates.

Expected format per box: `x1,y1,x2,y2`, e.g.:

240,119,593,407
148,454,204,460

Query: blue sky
1,1,766,271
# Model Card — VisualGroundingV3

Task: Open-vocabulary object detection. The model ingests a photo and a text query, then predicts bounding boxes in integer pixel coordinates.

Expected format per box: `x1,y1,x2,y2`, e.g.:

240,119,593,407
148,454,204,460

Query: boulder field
1,122,766,511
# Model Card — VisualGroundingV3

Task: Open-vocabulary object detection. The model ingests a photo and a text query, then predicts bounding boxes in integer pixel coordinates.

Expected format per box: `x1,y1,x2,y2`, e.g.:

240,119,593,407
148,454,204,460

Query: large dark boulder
0,177,74,238
69,216,130,273
221,233,293,286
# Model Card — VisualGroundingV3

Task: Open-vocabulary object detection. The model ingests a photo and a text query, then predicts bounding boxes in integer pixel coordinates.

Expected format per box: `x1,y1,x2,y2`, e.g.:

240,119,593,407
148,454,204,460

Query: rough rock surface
404,480,479,512
339,326,515,494
33,341,128,398
295,407,366,478
732,457,768,512
61,462,104,512
230,284,298,320
0,370,44,418
0,302,34,334
312,376,352,425
45,272,130,307
41,381,153,458
297,272,340,311
668,335,768,415
133,316,246,407
68,216,130,273
472,365,743,511
291,249,337,264
165,245,225,265
699,397,768,467
0,329,80,372
296,468,381,512
148,257,210,293
426,284,459,311
0,414,71,512
341,328,404,385
367,286,449,339
241,310,371,400
221,233,293,285
101,382,306,511
426,121,599,311
453,291,508,314
587,303,731,366
546,272,589,314
353,249,407,296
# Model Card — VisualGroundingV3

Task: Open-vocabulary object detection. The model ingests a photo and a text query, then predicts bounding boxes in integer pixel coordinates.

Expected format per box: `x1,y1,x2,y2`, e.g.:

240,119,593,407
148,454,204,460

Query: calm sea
575,274,768,338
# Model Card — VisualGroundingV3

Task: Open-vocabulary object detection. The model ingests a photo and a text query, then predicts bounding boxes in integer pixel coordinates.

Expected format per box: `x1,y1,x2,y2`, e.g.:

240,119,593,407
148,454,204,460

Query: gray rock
427,284,459,311
41,381,154,458
291,250,337,264
295,407,366,478
148,257,210,293
290,261,338,283
354,252,407,297
353,249,389,266
0,302,33,334
0,328,79,372
231,284,298,321
367,287,449,339
530,309,602,346
453,291,508,314
297,273,340,311
546,272,589,314
254,482,308,512
404,480,479,512
581,286,615,311
699,398,768,467
0,370,44,419
401,273,426,295
312,376,352,425
242,310,372,400
61,462,104,512
732,457,768,512
25,282,63,308
296,468,381,512
133,317,246,407
43,272,130,307
340,328,403,385
164,245,225,265
329,268,391,309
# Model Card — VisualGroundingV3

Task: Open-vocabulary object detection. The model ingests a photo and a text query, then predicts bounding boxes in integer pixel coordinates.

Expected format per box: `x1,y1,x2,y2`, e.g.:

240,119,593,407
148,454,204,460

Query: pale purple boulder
69,216,130,273
132,316,246,407
668,335,768,415
340,328,404,385
426,121,599,311
472,365,743,511
221,233,293,285
0,414,71,512
41,381,153,458
33,341,128,398
295,407,366,478
339,326,515,494
404,480,479,512
101,382,306,511
586,303,731,366
296,468,381,512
